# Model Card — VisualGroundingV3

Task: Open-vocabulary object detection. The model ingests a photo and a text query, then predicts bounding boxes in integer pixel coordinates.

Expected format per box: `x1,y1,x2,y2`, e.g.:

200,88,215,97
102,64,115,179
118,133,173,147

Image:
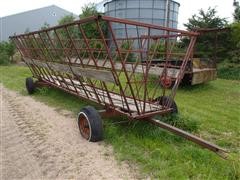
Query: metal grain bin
104,0,180,37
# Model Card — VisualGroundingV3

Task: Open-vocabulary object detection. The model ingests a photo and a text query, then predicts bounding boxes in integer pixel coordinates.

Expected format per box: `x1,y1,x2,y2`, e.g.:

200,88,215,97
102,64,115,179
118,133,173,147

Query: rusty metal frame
10,15,227,157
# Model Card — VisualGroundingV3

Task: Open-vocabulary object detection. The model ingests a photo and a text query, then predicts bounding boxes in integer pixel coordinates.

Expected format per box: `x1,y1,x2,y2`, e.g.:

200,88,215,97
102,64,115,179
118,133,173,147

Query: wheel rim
78,113,91,140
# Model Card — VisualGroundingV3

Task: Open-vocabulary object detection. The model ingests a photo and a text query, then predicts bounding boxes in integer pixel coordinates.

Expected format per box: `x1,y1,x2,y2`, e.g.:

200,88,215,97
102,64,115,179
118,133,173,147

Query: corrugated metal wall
0,5,76,42
104,0,179,37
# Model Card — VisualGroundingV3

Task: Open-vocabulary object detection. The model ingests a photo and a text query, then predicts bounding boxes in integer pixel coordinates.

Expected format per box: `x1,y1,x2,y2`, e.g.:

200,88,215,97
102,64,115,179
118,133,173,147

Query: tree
0,41,15,64
39,22,50,42
54,14,78,59
80,3,98,19
228,23,240,64
224,2,240,64
39,22,50,41
24,28,30,33
0,42,15,61
40,22,50,30
233,0,240,22
79,3,107,38
183,7,228,60
79,3,108,59
57,14,78,39
184,7,227,30
0,51,10,65
58,14,76,25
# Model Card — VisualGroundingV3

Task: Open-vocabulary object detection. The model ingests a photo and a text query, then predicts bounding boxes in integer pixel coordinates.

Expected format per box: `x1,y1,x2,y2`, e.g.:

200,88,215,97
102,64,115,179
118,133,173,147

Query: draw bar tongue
148,118,228,158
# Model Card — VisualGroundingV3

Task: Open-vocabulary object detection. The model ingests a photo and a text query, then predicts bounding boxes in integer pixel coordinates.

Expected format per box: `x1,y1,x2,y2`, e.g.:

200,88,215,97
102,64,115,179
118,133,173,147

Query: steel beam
148,118,228,158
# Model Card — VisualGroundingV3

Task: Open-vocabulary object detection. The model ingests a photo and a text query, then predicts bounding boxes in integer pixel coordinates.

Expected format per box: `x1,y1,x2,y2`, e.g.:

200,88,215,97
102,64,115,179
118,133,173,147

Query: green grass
217,62,240,80
1,65,240,179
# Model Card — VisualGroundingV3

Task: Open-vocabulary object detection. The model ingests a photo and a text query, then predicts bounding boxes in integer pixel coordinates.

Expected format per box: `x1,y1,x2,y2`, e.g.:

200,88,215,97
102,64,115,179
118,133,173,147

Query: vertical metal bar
53,26,84,95
79,21,122,107
96,20,132,115
136,26,143,62
63,26,91,99
107,21,140,115
169,36,197,103
142,28,151,113
58,73,73,92
43,30,73,88
75,24,115,106
30,34,54,83
147,38,162,101
12,38,36,77
66,74,80,95
53,28,86,94
61,25,101,104
36,32,62,84
19,35,43,79
28,36,52,83
65,26,107,100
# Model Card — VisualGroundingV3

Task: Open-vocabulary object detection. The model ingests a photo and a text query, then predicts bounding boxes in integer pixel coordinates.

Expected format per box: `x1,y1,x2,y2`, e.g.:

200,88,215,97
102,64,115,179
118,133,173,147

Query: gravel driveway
0,85,137,179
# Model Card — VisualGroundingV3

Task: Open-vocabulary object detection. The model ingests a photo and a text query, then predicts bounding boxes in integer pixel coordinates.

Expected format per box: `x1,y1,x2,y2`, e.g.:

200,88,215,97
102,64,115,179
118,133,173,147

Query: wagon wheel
26,77,36,94
154,96,178,114
77,106,103,142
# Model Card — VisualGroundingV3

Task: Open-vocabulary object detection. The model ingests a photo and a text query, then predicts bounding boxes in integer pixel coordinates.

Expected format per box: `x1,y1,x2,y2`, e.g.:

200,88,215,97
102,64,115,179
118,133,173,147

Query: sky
0,0,235,30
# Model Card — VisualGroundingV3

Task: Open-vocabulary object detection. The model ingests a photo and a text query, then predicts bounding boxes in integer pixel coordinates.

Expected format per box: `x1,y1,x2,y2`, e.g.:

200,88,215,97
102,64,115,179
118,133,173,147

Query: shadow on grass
179,82,214,92
104,113,199,146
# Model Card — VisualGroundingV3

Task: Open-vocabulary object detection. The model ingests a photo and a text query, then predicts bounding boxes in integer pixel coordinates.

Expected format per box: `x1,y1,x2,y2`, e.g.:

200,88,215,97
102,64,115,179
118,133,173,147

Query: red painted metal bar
43,31,73,88
148,118,228,158
100,15,199,36
12,38,36,77
77,23,114,107
95,20,133,115
107,21,141,115
142,27,151,113
170,36,197,99
19,36,44,79
37,32,66,86
63,26,91,99
31,34,57,83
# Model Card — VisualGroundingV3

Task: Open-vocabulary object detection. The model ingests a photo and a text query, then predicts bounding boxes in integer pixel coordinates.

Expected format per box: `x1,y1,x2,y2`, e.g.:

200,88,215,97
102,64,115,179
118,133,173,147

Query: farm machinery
10,15,227,157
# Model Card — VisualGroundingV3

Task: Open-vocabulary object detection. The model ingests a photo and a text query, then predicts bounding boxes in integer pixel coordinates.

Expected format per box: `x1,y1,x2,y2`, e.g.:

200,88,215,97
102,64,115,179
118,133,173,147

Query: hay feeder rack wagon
10,15,227,157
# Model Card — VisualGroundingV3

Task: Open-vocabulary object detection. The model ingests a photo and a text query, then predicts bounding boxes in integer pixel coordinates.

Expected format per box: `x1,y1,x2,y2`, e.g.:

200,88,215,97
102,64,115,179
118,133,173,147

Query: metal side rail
148,118,228,158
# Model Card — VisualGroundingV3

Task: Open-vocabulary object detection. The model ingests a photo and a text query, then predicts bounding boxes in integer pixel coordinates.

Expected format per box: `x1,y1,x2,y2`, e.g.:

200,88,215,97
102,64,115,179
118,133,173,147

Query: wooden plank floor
40,75,162,113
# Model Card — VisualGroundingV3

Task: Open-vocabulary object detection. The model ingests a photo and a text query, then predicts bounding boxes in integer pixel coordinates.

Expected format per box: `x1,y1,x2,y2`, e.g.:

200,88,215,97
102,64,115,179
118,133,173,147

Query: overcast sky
0,0,235,29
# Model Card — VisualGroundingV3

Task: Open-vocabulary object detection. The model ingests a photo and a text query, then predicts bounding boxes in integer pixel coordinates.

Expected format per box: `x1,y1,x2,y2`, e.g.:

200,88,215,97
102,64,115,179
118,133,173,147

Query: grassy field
1,65,239,179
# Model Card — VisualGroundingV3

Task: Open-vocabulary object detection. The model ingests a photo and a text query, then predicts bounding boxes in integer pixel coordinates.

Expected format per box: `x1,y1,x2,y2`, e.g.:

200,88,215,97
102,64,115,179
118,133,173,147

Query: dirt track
0,85,137,179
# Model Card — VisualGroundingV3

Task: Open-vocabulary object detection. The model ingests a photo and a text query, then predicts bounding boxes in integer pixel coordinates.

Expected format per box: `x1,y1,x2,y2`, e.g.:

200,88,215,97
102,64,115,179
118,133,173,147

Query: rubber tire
77,106,103,142
158,96,178,114
26,77,35,94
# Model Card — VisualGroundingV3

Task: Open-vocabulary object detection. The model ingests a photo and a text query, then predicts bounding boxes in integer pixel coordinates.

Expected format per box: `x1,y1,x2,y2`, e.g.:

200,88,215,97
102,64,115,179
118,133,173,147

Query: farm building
0,5,77,42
